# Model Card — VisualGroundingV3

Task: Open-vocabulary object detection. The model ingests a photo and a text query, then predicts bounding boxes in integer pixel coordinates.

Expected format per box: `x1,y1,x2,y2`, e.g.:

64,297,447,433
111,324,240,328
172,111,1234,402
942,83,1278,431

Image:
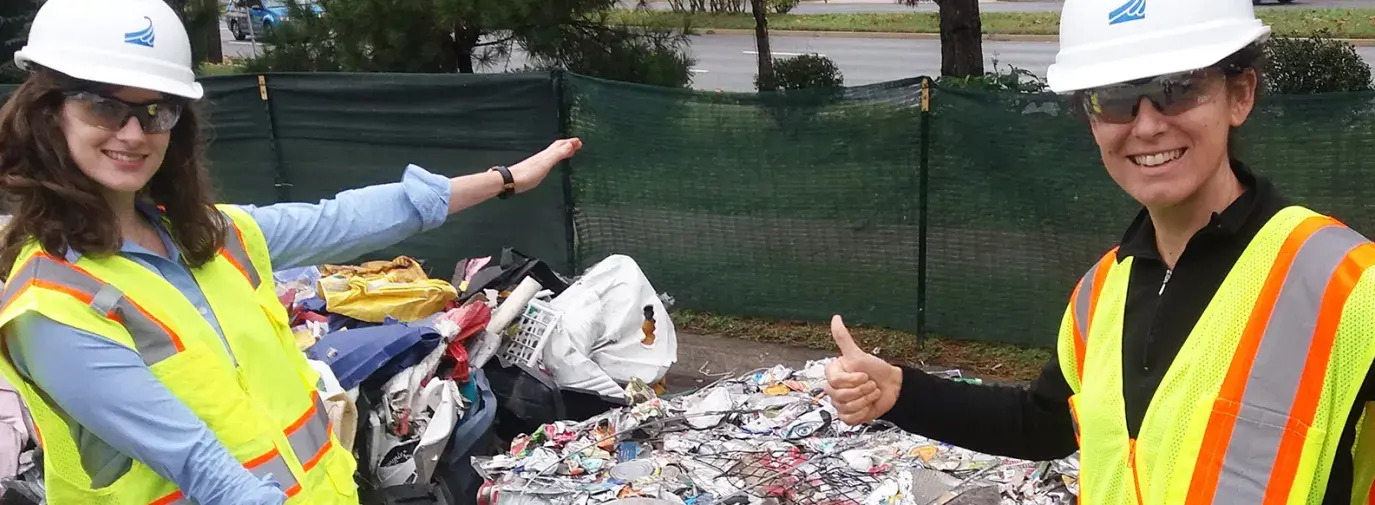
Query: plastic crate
497,300,561,368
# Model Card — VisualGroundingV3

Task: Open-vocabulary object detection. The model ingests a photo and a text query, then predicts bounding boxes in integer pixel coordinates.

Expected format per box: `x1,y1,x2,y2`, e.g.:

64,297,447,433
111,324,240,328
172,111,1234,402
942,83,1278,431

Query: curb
696,28,1375,46
666,331,1028,391
700,28,1058,41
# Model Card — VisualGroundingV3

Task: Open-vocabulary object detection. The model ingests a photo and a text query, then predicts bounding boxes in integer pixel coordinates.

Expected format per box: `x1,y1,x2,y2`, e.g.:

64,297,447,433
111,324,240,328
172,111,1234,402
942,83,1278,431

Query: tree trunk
935,0,983,77
750,0,774,90
449,26,480,73
201,0,223,64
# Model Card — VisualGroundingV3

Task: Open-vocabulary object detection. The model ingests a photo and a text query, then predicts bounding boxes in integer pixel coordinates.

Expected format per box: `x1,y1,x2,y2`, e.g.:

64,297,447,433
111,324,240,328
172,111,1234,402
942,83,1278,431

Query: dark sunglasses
1071,67,1230,125
62,91,185,134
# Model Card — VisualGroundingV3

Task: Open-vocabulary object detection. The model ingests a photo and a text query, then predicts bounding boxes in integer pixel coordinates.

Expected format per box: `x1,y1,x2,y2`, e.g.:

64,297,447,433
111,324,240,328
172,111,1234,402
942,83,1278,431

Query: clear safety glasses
62,91,185,134
1071,66,1230,125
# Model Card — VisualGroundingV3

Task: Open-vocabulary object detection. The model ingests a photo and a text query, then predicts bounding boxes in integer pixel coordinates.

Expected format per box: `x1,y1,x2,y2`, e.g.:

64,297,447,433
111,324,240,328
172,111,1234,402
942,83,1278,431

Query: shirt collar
1117,160,1272,262
63,200,182,264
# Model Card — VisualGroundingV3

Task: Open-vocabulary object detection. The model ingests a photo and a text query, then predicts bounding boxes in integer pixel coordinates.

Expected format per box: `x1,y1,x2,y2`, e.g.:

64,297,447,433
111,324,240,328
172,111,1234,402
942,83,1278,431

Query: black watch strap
489,166,515,199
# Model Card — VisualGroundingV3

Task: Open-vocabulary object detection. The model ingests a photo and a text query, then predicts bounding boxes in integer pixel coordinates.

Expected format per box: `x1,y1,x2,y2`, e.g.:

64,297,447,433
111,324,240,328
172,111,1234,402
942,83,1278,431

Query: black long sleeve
878,354,1078,462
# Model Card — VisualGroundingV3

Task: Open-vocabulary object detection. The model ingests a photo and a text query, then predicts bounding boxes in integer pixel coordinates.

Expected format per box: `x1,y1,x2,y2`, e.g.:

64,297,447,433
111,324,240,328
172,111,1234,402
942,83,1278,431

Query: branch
474,32,519,47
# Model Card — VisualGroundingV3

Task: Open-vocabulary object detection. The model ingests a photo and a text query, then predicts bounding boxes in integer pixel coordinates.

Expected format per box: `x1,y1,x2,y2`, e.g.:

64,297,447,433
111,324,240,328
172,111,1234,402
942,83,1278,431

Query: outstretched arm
238,138,581,270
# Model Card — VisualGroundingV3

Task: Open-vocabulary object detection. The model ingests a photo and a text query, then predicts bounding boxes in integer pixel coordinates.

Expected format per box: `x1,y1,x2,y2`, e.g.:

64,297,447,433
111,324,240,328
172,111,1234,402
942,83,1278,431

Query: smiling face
1085,68,1258,210
59,86,177,200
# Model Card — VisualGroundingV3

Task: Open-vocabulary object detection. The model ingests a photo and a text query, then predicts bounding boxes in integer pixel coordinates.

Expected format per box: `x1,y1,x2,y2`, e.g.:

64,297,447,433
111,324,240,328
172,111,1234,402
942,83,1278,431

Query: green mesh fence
564,74,1375,347
564,74,928,335
7,72,1375,348
255,72,570,278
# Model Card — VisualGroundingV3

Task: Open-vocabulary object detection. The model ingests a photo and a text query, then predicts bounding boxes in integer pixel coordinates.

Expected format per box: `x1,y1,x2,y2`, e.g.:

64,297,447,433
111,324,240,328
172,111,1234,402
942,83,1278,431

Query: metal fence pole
917,76,932,346
257,74,291,202
556,70,579,273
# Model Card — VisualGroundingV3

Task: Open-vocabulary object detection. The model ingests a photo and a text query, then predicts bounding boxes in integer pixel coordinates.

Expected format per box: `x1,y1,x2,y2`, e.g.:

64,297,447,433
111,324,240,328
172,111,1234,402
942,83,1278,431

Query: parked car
1252,0,1296,4
224,0,323,41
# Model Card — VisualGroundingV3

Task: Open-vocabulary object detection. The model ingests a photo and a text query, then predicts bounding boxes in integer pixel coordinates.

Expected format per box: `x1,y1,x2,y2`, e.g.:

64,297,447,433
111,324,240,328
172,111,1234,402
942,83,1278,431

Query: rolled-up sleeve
235,164,452,270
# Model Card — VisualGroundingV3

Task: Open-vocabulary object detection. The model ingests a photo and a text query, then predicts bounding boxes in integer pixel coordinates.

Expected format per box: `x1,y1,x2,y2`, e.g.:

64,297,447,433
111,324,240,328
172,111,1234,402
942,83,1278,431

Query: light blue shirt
4,164,453,505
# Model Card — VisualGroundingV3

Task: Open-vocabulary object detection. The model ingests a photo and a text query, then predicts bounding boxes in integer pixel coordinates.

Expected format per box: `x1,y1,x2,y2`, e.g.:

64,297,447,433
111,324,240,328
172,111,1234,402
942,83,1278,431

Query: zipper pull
1158,269,1173,296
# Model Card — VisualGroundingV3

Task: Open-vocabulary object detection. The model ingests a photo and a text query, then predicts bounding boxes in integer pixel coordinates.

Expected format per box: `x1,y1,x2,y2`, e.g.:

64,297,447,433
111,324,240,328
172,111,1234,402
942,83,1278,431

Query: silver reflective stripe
287,394,333,471
248,450,301,496
1072,257,1105,345
221,226,261,289
0,254,184,367
1210,224,1366,503
150,451,299,505
2,255,105,308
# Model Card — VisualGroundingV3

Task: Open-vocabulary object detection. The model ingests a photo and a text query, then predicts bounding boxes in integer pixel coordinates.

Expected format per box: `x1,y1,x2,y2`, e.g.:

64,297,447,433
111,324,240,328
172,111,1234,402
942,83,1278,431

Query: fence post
257,74,291,202
555,70,578,273
917,76,931,346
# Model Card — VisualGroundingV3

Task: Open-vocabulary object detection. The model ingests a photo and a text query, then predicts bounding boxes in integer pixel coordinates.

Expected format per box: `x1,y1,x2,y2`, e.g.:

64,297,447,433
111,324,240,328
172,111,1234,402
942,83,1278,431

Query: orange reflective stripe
1069,247,1117,383
220,223,261,290
149,491,187,505
1128,439,1144,505
1067,396,1082,446
1264,242,1375,504
286,391,334,473
149,448,300,504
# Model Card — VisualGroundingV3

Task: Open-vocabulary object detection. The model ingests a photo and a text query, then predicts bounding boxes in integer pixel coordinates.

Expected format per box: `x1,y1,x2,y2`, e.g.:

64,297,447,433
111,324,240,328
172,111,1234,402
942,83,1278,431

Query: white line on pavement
742,50,825,57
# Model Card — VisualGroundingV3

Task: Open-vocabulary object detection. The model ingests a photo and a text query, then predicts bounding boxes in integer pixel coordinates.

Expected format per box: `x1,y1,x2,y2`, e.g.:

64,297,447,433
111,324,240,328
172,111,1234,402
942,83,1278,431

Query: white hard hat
15,0,203,100
1047,0,1271,94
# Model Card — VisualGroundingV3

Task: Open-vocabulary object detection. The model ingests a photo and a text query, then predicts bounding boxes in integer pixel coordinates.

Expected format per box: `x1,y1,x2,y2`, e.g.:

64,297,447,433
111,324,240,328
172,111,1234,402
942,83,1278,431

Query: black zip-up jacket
880,162,1374,505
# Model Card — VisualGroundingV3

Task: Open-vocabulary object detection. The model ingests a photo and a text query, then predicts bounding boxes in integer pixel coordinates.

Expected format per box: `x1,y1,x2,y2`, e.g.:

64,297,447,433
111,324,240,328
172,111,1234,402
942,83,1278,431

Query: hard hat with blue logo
14,0,203,100
1046,0,1272,94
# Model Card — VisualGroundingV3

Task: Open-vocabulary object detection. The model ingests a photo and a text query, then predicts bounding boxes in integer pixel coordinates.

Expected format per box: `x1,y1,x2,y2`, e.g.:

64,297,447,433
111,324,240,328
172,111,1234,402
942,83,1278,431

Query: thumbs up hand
824,315,902,426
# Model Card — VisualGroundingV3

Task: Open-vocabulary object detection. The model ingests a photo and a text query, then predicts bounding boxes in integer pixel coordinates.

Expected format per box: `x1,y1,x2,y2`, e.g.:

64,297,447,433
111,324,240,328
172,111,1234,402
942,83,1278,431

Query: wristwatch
488,165,515,199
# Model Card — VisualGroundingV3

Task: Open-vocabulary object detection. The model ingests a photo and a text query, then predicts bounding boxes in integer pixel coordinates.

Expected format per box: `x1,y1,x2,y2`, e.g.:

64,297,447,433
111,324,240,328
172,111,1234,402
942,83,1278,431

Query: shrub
1262,30,1373,94
935,59,1048,94
769,0,801,13
756,53,844,93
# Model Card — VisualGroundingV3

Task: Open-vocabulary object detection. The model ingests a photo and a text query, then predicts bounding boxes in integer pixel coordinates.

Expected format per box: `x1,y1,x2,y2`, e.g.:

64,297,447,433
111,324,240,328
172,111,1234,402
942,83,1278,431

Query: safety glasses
1071,67,1228,125
62,91,185,134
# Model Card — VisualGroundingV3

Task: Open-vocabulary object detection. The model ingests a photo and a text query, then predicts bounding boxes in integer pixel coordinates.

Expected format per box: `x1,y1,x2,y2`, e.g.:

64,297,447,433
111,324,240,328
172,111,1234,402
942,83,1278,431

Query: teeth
1131,149,1184,167
104,150,144,163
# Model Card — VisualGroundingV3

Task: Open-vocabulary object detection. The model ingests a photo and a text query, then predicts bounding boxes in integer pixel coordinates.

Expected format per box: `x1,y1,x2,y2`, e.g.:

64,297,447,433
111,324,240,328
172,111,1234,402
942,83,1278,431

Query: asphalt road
221,27,1375,93
630,0,1374,13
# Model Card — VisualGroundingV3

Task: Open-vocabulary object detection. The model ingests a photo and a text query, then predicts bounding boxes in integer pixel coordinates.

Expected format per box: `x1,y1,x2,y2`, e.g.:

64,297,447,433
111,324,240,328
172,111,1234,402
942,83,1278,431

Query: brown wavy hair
0,66,227,277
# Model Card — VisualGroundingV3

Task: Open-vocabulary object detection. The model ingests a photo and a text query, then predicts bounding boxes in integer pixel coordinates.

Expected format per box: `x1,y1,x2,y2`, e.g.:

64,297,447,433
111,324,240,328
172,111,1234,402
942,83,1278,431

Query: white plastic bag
542,255,677,398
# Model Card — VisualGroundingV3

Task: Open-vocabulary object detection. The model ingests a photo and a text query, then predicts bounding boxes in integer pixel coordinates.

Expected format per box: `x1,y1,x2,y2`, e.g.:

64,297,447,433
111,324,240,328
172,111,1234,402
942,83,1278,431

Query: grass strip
610,8,1375,39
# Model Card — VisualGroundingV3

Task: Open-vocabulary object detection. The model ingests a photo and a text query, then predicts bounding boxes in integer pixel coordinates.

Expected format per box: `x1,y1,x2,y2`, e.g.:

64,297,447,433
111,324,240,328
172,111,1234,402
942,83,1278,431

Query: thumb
831,315,864,358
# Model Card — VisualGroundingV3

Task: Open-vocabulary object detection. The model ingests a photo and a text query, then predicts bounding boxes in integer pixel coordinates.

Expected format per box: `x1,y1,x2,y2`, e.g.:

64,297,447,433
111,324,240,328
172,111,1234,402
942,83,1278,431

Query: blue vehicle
225,0,322,41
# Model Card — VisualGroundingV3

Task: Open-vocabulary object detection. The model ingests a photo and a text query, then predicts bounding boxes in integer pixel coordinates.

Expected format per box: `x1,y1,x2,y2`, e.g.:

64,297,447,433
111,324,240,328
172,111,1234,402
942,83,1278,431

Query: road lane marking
742,51,825,57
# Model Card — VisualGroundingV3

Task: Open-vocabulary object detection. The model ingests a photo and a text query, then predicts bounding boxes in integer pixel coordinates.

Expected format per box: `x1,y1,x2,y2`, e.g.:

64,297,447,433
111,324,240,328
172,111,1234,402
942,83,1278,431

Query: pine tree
0,0,38,84
240,0,697,88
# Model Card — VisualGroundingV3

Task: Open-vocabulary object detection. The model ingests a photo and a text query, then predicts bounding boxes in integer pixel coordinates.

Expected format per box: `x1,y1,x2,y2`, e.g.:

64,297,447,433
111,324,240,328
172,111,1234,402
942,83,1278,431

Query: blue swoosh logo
1109,0,1145,25
124,16,155,47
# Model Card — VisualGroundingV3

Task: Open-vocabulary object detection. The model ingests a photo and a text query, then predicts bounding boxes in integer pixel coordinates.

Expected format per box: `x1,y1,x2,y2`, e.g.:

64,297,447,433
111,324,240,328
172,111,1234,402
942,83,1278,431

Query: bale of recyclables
473,359,1080,505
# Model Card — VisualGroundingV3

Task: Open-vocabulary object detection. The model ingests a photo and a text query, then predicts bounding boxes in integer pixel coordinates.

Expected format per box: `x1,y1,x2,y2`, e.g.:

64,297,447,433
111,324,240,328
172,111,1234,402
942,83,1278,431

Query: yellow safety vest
1056,205,1375,505
0,205,360,505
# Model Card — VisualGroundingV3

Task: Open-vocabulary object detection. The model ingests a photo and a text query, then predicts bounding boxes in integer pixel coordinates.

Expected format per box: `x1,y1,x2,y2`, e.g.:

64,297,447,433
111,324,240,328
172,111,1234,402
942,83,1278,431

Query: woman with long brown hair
0,0,580,503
